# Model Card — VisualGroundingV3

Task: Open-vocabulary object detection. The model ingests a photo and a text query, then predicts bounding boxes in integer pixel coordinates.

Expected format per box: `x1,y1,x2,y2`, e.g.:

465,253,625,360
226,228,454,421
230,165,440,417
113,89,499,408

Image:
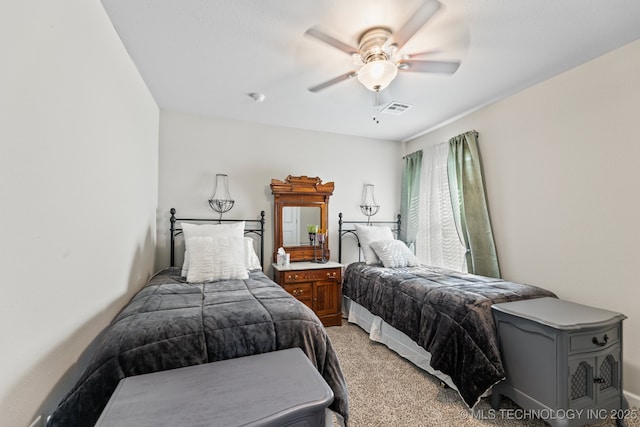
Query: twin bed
338,213,556,408
48,210,348,426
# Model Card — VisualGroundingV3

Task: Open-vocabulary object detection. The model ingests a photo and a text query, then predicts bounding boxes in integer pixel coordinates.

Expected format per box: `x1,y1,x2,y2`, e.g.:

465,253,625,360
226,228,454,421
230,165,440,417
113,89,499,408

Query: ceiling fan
305,0,460,93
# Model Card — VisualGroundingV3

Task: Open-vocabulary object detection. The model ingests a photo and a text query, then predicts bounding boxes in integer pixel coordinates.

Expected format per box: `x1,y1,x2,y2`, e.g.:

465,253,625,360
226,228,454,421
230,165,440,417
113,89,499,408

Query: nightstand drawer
283,268,340,283
569,325,620,354
283,283,313,299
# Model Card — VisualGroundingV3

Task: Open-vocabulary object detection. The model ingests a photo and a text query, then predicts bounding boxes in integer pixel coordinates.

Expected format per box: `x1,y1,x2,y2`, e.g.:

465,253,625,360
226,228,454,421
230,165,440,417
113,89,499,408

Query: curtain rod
402,149,423,159
402,130,479,158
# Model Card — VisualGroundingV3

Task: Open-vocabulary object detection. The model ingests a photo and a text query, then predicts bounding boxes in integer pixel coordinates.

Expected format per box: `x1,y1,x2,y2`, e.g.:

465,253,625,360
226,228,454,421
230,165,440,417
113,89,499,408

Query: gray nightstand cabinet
491,297,628,427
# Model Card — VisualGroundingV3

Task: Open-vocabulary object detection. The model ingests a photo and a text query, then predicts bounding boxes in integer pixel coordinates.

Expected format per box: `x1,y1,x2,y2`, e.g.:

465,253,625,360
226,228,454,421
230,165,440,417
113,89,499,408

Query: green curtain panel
400,150,423,247
447,131,501,278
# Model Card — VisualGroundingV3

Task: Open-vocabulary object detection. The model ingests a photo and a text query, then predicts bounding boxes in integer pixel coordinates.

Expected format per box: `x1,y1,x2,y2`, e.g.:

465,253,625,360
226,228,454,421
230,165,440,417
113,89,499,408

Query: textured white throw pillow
186,236,216,282
207,235,248,281
181,221,248,281
354,224,395,265
369,239,420,268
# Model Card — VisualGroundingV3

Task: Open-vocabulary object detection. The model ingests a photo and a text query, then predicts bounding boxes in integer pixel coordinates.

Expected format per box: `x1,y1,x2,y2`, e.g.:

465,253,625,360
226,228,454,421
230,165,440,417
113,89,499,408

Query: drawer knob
592,334,609,347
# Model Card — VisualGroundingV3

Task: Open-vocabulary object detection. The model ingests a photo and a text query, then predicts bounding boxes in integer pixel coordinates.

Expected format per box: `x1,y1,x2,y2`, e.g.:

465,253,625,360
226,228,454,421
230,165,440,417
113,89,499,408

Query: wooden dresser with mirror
271,176,342,326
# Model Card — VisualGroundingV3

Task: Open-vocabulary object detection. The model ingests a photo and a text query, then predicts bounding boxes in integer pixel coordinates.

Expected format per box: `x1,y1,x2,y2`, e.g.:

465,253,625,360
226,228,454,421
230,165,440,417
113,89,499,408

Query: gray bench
96,348,334,427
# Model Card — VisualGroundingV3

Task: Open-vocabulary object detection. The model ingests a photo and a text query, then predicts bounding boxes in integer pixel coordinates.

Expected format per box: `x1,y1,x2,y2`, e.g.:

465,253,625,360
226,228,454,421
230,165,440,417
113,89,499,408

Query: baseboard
624,390,640,409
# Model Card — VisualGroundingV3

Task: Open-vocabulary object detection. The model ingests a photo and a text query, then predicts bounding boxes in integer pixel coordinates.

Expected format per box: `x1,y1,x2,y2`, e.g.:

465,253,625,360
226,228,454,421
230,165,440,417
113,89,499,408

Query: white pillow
186,236,216,282
181,221,247,279
354,224,395,265
184,235,248,282
244,236,262,270
210,234,248,281
369,240,420,268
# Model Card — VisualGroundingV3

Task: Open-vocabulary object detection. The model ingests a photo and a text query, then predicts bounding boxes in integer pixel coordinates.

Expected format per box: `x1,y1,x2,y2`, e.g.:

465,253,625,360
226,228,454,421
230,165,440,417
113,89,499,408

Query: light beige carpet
325,322,638,427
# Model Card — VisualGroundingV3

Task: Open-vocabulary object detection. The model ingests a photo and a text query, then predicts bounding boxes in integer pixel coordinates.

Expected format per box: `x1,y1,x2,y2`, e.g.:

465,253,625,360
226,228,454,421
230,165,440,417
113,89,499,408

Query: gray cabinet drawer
569,325,620,354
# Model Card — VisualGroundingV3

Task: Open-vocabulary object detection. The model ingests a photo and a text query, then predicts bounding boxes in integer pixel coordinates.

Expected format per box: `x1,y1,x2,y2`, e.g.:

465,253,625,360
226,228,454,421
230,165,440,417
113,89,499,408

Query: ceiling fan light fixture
357,60,398,92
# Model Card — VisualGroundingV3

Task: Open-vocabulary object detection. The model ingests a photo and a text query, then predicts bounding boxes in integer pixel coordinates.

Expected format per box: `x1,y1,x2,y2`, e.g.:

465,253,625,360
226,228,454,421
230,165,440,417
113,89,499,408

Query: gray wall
157,110,404,274
1,1,159,425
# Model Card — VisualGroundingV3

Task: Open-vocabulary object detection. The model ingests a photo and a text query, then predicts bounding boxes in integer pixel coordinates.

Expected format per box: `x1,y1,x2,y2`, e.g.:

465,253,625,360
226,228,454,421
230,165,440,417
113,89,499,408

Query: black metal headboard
170,208,266,269
338,212,402,263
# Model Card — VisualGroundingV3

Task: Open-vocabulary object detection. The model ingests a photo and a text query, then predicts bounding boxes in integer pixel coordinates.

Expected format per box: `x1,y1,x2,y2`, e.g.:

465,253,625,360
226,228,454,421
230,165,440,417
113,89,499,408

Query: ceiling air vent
381,102,412,115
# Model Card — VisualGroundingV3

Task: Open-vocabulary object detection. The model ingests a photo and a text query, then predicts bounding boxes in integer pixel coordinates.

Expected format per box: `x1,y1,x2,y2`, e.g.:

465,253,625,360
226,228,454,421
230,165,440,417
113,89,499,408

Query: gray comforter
343,262,556,408
49,268,349,426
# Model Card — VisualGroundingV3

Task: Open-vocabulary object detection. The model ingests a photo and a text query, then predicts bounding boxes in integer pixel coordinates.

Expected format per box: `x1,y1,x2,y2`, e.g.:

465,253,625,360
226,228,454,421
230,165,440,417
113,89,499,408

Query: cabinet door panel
596,346,621,403
568,345,621,410
568,357,595,409
314,280,339,317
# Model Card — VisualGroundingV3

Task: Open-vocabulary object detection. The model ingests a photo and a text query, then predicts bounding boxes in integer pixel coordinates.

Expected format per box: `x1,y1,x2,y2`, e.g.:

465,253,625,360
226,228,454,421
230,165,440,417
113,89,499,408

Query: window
416,143,467,272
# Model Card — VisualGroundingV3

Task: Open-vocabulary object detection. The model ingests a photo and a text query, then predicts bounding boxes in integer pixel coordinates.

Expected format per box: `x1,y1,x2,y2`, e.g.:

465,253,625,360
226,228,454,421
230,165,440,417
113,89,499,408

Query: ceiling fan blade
393,0,441,51
398,59,460,74
403,49,443,59
308,71,357,93
305,27,359,56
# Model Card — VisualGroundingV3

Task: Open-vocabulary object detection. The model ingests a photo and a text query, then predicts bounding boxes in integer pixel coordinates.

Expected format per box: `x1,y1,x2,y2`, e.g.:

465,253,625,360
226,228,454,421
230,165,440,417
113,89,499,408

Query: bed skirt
342,296,492,403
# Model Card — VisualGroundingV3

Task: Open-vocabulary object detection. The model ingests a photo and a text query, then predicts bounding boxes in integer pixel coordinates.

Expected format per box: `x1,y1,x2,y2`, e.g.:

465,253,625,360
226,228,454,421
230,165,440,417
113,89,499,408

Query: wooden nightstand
273,261,342,327
492,297,628,427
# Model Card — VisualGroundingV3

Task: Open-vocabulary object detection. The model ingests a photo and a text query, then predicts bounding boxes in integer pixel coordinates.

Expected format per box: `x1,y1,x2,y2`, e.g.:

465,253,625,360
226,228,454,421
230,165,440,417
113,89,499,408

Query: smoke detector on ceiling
249,92,266,103
381,102,412,115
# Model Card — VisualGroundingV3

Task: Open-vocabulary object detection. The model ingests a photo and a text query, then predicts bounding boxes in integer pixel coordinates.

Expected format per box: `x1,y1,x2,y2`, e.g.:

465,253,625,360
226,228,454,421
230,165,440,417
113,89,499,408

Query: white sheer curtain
416,143,467,272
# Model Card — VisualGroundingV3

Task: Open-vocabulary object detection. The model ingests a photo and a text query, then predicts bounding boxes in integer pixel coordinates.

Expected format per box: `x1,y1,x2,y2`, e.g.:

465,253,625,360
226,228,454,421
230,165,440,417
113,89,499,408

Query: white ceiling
101,0,640,142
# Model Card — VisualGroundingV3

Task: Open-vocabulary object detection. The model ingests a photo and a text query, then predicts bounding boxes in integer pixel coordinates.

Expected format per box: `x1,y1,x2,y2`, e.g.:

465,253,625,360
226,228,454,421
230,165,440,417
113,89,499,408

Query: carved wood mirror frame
271,175,334,263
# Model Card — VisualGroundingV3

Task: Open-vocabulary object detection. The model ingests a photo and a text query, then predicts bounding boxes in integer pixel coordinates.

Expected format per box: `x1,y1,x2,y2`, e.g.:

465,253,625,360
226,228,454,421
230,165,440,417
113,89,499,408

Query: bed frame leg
491,391,502,410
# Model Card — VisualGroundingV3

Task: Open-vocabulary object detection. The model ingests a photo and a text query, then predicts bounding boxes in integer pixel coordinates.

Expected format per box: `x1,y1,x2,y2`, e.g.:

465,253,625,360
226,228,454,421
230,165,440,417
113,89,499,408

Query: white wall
406,40,640,406
0,1,159,426
157,111,403,273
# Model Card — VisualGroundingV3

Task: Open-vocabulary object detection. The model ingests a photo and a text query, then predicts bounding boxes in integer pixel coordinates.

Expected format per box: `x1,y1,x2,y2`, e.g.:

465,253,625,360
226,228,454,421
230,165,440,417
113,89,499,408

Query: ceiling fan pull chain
373,89,380,124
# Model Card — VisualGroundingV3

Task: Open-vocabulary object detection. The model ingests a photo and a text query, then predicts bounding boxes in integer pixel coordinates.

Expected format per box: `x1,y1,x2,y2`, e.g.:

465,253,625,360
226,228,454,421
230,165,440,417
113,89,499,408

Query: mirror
282,207,322,246
271,176,334,262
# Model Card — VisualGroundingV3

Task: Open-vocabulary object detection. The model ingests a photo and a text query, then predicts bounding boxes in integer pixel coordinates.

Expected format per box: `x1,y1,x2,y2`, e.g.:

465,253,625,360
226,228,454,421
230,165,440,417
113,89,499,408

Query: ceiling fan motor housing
358,27,395,63
356,27,398,91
